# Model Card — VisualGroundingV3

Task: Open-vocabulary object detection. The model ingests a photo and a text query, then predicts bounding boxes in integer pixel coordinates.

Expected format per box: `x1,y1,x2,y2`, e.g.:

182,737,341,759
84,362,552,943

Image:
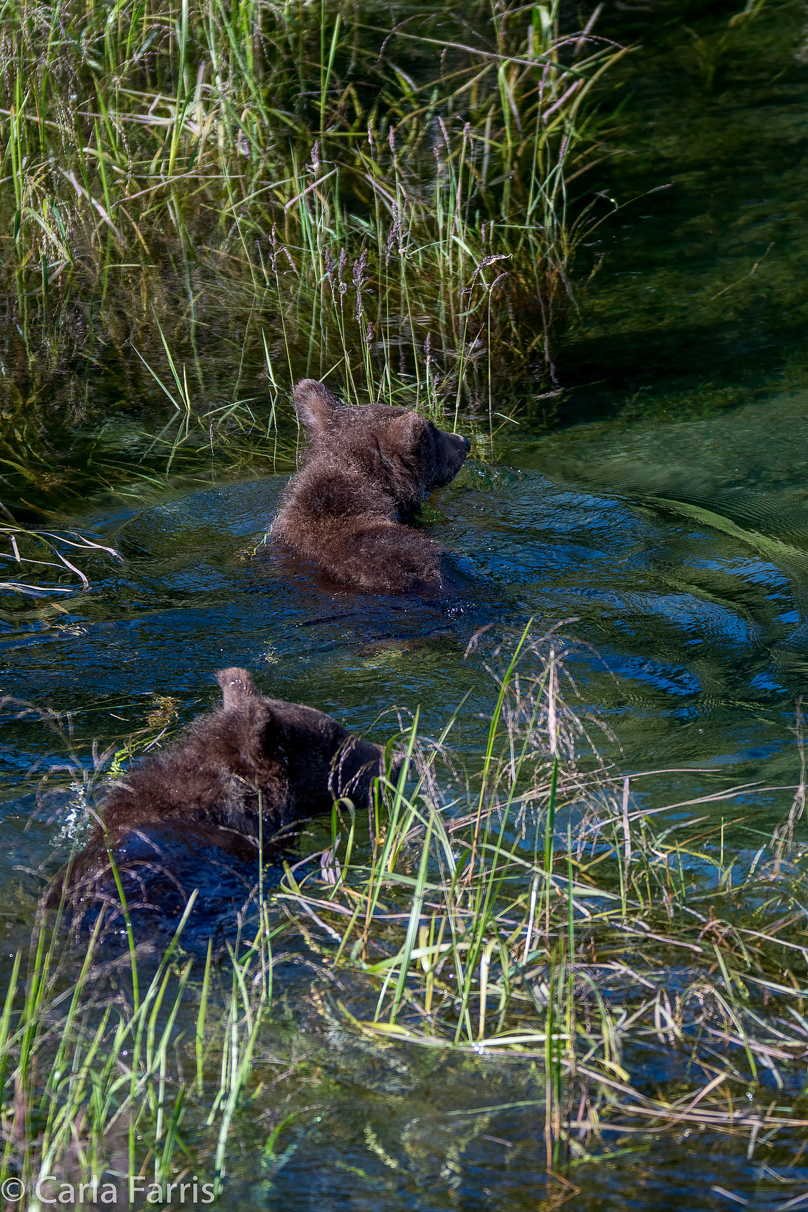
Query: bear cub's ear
216,667,281,761
390,409,427,446
293,379,344,438
216,666,260,712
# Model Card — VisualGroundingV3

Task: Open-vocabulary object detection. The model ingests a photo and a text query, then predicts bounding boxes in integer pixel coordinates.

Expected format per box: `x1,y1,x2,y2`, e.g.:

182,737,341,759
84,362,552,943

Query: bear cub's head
293,379,470,518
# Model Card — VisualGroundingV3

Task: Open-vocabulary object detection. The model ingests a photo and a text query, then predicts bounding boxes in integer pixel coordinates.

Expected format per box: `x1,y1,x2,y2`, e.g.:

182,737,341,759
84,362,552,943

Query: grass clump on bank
0,0,627,525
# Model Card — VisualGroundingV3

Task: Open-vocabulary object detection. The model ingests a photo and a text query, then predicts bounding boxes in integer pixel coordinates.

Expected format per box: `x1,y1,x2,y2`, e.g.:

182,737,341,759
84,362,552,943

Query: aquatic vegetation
281,623,808,1167
0,522,119,601
683,0,773,92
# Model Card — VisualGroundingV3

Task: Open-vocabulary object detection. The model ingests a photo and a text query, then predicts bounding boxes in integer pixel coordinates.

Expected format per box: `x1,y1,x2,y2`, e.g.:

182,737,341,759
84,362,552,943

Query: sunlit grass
0,892,279,1201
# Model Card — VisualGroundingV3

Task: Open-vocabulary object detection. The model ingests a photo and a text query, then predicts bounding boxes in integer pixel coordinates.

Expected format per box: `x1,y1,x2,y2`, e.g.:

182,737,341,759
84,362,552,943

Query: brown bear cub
49,667,386,915
273,379,471,594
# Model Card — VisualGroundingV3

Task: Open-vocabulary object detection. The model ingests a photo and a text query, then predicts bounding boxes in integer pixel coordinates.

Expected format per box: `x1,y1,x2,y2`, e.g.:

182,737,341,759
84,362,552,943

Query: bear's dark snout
329,735,391,805
432,426,471,487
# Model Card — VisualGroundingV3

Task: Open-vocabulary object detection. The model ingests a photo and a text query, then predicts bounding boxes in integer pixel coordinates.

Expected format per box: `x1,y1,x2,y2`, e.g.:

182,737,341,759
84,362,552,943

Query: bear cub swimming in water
50,667,386,915
273,379,470,595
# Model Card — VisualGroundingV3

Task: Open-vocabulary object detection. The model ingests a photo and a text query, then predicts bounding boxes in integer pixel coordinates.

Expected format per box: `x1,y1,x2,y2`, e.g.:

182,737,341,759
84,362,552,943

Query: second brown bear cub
51,667,386,911
274,379,471,594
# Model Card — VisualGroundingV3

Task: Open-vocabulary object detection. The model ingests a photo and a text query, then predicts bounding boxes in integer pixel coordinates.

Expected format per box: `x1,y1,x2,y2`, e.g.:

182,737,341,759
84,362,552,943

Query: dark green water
5,1,808,1207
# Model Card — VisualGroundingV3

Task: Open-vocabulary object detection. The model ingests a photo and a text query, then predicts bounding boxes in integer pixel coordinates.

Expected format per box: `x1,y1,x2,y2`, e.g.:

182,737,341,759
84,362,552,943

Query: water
4,1,808,1206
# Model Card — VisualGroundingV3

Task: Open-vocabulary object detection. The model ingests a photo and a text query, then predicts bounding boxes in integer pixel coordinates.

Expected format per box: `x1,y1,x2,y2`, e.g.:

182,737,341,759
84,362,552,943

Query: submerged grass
0,518,120,600
0,0,628,526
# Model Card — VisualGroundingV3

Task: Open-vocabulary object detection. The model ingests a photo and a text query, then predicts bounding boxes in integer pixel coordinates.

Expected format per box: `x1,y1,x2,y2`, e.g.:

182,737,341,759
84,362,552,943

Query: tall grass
0,873,283,1203
282,624,808,1165
0,0,627,520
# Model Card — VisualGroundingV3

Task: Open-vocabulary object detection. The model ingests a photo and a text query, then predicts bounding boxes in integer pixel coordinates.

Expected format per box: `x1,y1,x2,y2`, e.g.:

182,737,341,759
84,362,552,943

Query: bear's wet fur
273,379,470,594
48,667,386,920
